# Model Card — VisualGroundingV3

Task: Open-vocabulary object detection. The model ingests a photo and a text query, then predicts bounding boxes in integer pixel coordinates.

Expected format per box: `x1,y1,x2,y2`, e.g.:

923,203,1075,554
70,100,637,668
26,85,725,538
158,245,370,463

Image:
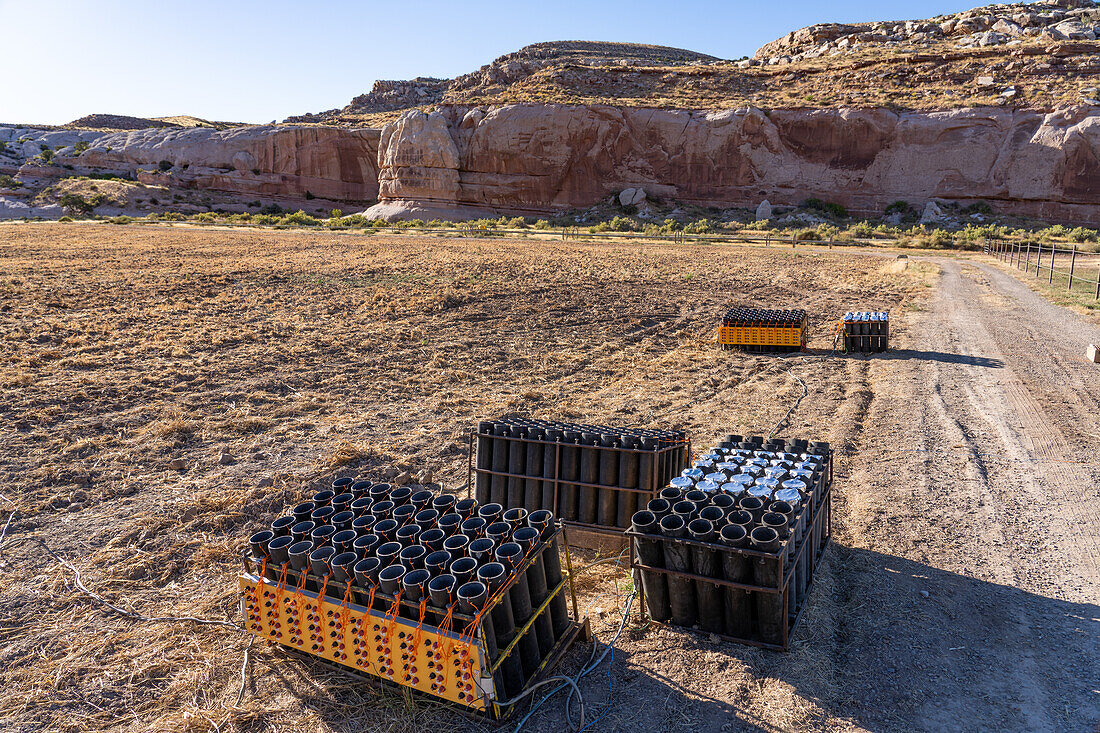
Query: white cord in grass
3,536,241,628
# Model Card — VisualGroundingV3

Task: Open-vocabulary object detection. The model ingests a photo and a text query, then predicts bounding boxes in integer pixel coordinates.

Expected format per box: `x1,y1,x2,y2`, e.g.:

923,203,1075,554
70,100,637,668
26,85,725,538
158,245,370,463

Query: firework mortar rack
718,308,808,353
469,418,689,550
837,311,889,354
626,434,833,651
240,483,590,721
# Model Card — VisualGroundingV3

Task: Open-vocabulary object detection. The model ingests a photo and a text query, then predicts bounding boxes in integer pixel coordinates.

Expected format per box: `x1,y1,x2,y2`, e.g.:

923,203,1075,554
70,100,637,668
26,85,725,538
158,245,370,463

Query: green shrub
506,216,527,228
338,214,370,228
1067,226,1098,243
193,212,218,223
964,201,992,215
74,141,89,153
849,220,876,238
277,210,321,226
532,219,551,230
39,148,54,163
58,216,73,222
260,203,283,215
884,201,911,215
683,218,715,234
329,209,343,219
108,215,132,225
0,141,7,152
252,214,278,225
58,192,105,213
0,174,22,189
801,197,848,219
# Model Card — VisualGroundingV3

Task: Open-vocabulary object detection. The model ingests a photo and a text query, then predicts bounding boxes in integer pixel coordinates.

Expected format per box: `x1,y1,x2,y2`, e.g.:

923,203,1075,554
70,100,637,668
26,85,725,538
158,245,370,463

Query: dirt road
814,256,1100,731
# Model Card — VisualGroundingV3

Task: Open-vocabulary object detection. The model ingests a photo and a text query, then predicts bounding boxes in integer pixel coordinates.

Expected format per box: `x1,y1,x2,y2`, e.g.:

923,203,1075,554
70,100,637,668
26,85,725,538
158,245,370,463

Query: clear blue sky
1,0,972,125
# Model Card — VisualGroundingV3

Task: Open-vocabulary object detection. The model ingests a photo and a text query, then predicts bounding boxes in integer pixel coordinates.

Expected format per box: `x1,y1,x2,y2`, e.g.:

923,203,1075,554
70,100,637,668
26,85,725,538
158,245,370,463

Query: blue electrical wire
575,643,616,732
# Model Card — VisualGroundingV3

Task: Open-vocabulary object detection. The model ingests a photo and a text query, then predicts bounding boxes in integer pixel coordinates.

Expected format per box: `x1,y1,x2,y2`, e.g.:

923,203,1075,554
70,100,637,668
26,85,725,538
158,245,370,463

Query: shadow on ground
280,544,1097,732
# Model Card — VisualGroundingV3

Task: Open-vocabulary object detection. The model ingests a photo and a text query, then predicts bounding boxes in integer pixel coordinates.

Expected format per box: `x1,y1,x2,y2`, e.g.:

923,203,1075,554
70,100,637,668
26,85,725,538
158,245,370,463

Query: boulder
619,187,646,206
755,199,774,220
919,201,947,224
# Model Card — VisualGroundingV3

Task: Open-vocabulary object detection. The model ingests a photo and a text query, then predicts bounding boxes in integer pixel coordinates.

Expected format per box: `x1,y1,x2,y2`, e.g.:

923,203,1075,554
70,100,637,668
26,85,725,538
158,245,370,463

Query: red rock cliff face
61,125,381,204
366,104,1100,224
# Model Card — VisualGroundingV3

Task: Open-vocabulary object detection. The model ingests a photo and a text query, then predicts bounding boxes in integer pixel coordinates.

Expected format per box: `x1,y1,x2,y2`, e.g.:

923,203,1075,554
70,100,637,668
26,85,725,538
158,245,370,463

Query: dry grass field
0,223,960,732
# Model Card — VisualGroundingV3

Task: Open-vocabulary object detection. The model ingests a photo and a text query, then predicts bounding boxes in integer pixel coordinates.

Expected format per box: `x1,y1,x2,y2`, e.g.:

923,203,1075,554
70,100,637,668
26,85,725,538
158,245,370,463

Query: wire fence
985,239,1100,300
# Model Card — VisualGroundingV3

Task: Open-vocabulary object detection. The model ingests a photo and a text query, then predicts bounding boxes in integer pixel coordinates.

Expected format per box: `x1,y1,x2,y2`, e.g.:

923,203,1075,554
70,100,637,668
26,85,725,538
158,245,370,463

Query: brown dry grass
0,224,931,732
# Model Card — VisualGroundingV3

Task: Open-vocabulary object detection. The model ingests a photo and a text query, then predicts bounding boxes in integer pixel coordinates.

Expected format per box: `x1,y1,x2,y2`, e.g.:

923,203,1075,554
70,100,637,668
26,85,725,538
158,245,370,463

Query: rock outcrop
366,104,1100,224
1,125,380,207
752,0,1099,64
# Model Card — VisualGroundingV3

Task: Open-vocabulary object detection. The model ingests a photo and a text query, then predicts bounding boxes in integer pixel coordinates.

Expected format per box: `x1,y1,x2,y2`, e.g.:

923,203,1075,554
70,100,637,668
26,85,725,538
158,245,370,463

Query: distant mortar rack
718,308,808,353
838,311,889,353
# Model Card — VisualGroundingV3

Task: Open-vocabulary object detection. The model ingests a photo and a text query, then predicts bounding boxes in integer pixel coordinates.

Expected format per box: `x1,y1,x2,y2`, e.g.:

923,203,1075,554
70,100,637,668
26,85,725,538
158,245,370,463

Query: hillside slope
288,1,1099,125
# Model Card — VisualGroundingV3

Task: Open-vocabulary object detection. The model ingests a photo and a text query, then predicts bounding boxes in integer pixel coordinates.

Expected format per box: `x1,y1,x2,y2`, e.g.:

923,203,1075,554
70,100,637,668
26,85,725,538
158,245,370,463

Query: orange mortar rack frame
718,319,808,352
238,525,590,720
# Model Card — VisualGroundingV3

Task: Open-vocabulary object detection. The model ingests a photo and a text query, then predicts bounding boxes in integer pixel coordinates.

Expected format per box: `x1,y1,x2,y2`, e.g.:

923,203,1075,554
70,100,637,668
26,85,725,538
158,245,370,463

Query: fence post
1069,245,1077,291
1049,245,1055,284
1025,241,1031,271
1096,267,1100,301
1036,241,1042,277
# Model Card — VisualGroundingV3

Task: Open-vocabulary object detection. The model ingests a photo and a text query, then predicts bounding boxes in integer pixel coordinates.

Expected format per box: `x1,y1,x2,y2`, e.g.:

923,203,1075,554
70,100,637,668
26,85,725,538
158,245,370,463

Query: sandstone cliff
366,105,1100,224
1,125,380,208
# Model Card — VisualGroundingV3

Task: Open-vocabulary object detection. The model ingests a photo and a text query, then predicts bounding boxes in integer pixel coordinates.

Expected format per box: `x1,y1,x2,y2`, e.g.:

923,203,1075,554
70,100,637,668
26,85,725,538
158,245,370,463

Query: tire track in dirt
829,256,1099,732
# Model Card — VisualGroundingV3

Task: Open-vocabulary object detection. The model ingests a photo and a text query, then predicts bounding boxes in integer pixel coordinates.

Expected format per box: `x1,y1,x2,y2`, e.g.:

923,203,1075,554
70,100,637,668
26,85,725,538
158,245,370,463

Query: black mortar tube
491,422,510,507
507,423,528,510
616,435,640,529
524,426,545,513
476,421,494,505
637,435,657,504
597,433,620,528
749,526,784,644
542,429,563,513
658,514,697,628
578,432,600,525
630,511,670,622
477,562,526,697
427,572,456,627
559,431,581,521
457,580,508,699
455,498,478,519
528,510,568,637
687,518,724,634
268,534,294,566
738,495,765,522
450,556,479,588
646,498,671,522
497,541,545,675
769,499,802,615
514,526,556,655
719,524,753,639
